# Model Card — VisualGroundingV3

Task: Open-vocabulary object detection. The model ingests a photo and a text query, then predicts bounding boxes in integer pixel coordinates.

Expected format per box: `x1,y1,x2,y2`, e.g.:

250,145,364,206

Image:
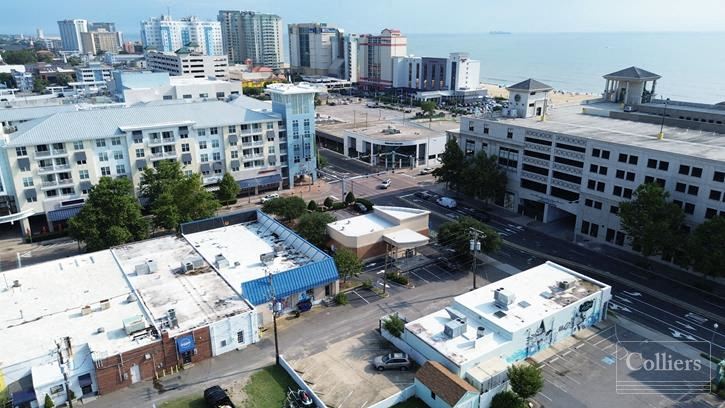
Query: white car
379,179,392,189
420,167,433,175
261,193,279,203
436,197,457,209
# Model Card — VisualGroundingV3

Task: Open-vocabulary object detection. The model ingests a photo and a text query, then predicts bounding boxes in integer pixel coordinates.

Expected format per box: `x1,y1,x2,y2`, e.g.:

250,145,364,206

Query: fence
366,385,416,408
279,355,327,408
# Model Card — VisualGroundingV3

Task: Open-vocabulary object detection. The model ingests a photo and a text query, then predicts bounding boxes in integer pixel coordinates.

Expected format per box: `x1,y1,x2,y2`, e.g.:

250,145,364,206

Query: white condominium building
0,95,315,234
141,15,223,56
392,52,480,91
288,23,345,78
217,10,284,68
356,29,407,89
146,51,229,81
449,67,725,261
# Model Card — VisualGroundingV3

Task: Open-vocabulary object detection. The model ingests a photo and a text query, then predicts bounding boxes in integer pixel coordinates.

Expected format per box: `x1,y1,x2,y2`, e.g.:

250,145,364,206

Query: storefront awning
212,161,224,170
237,173,282,189
74,151,87,162
47,205,83,222
12,390,36,404
181,153,192,163
383,228,429,249
176,335,196,354
200,163,211,172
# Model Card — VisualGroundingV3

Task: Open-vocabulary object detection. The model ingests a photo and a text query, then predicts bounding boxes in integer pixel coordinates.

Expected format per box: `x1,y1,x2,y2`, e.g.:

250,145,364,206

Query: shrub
386,272,409,285
344,191,356,204
331,202,347,210
383,314,405,337
44,394,54,408
356,198,374,209
307,200,318,211
491,390,524,408
335,292,348,305
323,196,334,208
362,279,373,289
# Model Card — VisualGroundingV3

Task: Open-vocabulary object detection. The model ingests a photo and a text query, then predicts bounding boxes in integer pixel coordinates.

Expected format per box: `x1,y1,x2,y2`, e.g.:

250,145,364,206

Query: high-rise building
146,51,229,80
356,29,407,89
57,19,88,52
80,29,122,55
141,15,223,56
392,52,480,91
36,28,44,39
343,34,360,82
217,10,284,68
288,23,345,78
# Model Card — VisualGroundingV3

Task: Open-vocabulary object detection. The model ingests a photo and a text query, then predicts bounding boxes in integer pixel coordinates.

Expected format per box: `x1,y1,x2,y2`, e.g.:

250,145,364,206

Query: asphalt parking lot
288,331,416,408
533,323,719,408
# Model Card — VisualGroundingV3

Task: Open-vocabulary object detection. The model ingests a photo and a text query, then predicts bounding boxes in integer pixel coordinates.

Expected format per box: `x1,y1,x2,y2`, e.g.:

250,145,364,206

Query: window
675,182,686,193
687,185,699,196
113,151,123,160
101,166,111,176
498,147,519,169
98,152,108,162
212,139,220,148
709,190,722,201
15,147,27,156
197,129,206,136
659,161,669,171
46,190,57,198
228,125,236,134
610,205,619,214
220,340,227,348
629,155,638,165
267,122,274,129
684,202,695,215
199,93,208,98
182,94,192,99
96,139,106,148
111,137,121,146
506,128,513,139
79,170,89,180
136,149,145,158
679,164,689,175
714,171,725,183
61,187,74,195
644,176,666,188
216,91,225,99
210,127,218,135
181,144,190,152
200,154,209,162
231,151,238,159
213,152,221,161
613,185,622,196
647,159,657,169
199,141,207,149
594,201,602,209
705,208,717,219
268,145,275,154
618,153,627,163
647,158,669,170
73,141,84,150
116,165,126,174
22,177,33,187
483,126,489,134
431,392,436,400
468,121,474,131
132,131,143,143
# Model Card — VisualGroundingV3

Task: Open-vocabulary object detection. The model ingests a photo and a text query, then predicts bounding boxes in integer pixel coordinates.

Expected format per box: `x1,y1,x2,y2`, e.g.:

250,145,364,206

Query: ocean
406,32,725,103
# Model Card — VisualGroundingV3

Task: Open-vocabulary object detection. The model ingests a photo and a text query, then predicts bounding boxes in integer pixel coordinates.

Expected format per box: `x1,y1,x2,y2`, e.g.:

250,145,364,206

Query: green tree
307,200,318,211
317,151,328,169
67,55,82,66
507,364,544,400
262,196,307,222
420,100,436,117
44,394,54,408
0,73,15,88
140,161,219,231
36,52,53,63
217,172,240,203
68,177,149,251
689,216,725,279
437,216,501,262
295,211,335,248
432,139,466,190
55,73,73,87
382,314,405,337
618,183,685,257
334,247,362,283
461,150,507,203
491,390,524,408
33,78,49,93
323,196,334,208
344,191,356,205
1,49,37,64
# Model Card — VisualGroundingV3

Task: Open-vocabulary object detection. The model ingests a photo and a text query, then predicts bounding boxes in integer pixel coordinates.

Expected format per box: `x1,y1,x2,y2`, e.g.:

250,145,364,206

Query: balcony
148,137,176,146
37,164,71,174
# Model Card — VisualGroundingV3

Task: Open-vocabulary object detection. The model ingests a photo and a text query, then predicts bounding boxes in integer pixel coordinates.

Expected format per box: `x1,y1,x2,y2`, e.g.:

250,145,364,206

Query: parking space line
545,378,568,393
593,333,616,346
351,290,370,304
538,392,552,402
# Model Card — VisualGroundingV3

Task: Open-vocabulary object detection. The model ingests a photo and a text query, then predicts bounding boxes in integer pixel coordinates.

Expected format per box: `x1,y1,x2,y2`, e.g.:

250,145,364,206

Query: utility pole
469,227,485,290
268,272,281,365
383,243,390,295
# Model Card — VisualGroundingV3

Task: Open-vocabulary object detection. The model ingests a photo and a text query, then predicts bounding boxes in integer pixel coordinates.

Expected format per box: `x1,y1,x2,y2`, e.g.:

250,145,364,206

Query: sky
2,0,725,37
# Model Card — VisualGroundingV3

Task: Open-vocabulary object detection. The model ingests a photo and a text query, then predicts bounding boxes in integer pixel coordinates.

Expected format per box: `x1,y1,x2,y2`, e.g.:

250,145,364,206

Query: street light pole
383,242,390,295
658,97,670,140
469,228,485,290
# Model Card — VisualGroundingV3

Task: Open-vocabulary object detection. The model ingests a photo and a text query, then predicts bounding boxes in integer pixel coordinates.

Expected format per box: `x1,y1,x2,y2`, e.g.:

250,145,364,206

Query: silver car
373,352,412,371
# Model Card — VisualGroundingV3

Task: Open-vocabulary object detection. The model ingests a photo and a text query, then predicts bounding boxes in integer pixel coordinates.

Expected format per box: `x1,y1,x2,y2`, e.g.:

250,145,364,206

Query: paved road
378,188,725,355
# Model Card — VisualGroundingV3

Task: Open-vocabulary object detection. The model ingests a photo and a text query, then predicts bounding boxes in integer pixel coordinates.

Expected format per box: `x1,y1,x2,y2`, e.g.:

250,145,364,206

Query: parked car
378,179,392,189
419,167,434,175
414,191,433,200
624,105,637,112
436,197,458,209
261,193,279,203
373,352,412,371
354,202,369,213
204,386,236,408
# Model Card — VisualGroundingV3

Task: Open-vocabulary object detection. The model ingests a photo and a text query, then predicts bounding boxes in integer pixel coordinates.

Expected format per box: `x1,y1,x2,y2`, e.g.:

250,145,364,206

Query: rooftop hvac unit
100,299,111,310
273,243,285,253
81,305,92,316
180,256,205,273
494,288,516,309
123,315,145,335
214,254,229,269
260,252,276,265
126,293,138,303
558,280,572,290
167,309,178,328
444,318,466,338
135,259,157,275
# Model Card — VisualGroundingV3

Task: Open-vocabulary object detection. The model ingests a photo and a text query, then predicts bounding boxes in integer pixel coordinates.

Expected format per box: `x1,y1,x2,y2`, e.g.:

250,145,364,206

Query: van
436,197,457,209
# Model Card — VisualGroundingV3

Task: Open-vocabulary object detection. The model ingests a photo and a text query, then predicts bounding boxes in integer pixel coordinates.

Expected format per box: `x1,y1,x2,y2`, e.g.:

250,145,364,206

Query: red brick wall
332,228,430,260
95,326,213,395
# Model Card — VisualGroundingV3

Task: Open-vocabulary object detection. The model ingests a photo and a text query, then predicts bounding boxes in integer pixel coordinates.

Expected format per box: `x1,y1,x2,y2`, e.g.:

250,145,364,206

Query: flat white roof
185,222,313,290
327,206,429,238
112,236,252,337
0,252,154,367
406,262,609,365
266,82,317,95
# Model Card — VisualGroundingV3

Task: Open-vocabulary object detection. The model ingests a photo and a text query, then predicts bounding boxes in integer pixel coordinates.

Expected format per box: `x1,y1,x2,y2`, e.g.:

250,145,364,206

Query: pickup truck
204,386,235,408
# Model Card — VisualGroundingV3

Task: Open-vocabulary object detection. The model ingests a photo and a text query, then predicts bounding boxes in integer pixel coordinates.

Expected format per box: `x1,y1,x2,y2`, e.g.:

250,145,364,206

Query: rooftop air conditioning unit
167,309,178,328
123,315,146,335
444,318,466,338
558,280,571,290
215,254,229,269
81,305,92,315
260,252,276,265
494,288,516,309
100,299,111,310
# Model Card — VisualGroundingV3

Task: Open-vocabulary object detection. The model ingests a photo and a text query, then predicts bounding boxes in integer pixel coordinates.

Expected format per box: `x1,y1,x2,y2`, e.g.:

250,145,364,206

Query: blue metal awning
242,257,339,305
12,390,36,404
237,173,282,189
47,205,83,222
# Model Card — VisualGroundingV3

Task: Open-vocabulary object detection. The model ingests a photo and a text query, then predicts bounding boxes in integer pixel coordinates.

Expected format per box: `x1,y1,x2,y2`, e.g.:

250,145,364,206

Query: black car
354,202,369,213
204,386,235,408
414,191,433,200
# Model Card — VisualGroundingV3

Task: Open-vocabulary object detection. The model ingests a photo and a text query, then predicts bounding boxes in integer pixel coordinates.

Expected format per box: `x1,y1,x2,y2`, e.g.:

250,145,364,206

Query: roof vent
12,280,21,288
214,254,229,269
558,280,571,290
126,293,137,303
97,327,105,334
494,288,516,309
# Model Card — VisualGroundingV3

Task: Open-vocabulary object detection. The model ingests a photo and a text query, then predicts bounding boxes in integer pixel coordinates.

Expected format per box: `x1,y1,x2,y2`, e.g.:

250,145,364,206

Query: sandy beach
480,82,598,107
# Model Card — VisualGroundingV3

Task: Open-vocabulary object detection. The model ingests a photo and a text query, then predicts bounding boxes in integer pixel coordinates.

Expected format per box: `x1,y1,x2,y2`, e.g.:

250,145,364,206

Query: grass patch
160,395,206,408
243,365,297,408
392,397,428,408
